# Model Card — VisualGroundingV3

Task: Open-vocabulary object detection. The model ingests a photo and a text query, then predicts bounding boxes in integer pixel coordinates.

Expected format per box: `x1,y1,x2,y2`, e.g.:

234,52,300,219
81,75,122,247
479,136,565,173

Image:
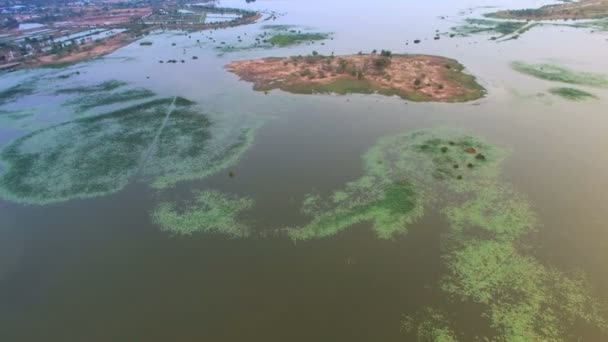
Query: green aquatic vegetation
0,82,36,105
444,183,537,241
147,119,260,189
260,24,298,31
367,130,508,193
548,87,597,100
451,18,527,37
0,98,176,204
441,240,608,341
55,80,128,94
151,190,253,237
269,32,329,46
0,95,259,204
287,179,424,241
402,309,458,342
512,62,608,87
286,129,507,241
63,88,156,113
216,26,330,54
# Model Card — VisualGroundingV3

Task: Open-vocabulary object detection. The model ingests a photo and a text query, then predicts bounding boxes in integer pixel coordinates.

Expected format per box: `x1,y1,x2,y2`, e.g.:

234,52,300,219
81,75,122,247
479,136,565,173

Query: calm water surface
1,0,608,341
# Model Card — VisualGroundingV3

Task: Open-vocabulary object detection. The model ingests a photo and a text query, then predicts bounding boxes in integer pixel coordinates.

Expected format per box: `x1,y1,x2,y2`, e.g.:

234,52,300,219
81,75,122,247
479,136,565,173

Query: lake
1,0,608,341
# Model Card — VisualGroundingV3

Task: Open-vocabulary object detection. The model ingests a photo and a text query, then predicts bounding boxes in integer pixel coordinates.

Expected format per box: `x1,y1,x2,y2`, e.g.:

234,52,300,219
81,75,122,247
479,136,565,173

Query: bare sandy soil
34,32,134,66
226,54,485,102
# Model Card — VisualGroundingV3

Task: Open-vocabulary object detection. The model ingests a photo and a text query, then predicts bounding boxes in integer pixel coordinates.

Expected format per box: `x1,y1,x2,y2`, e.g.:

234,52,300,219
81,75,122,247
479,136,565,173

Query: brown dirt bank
225,54,485,102
29,32,136,67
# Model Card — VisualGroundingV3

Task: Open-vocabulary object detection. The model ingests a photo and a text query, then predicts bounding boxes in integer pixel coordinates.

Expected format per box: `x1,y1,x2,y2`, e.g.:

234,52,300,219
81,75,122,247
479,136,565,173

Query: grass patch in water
55,80,128,94
151,190,253,237
548,87,597,100
451,18,527,37
269,32,329,46
512,62,608,87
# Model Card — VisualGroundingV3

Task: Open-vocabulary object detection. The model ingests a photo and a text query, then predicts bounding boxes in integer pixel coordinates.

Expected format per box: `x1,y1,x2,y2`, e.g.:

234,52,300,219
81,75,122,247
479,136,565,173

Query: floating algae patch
63,88,156,113
269,32,329,46
151,190,253,237
370,129,508,193
0,95,260,204
549,87,597,101
286,179,424,241
286,129,507,241
401,308,458,342
146,120,260,189
216,25,331,54
55,80,128,94
444,183,537,242
512,62,608,88
402,181,608,340
0,98,177,204
441,240,608,341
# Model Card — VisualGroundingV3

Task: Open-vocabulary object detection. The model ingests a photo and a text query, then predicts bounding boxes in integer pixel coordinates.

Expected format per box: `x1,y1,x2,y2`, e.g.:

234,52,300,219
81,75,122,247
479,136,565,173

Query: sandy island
226,54,485,102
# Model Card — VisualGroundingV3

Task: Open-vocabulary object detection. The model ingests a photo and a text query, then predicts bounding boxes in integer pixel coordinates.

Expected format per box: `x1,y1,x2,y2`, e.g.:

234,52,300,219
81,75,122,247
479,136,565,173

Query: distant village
0,0,258,69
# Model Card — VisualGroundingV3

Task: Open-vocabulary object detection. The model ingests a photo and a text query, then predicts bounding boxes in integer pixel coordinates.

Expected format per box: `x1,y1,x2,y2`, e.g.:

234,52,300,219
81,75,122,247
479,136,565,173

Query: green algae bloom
55,80,128,94
442,240,607,341
444,183,537,242
0,95,260,204
287,179,424,241
548,87,597,101
364,129,508,193
436,183,607,341
64,88,156,113
151,190,253,237
512,62,608,88
286,129,507,241
402,309,458,342
269,32,329,46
